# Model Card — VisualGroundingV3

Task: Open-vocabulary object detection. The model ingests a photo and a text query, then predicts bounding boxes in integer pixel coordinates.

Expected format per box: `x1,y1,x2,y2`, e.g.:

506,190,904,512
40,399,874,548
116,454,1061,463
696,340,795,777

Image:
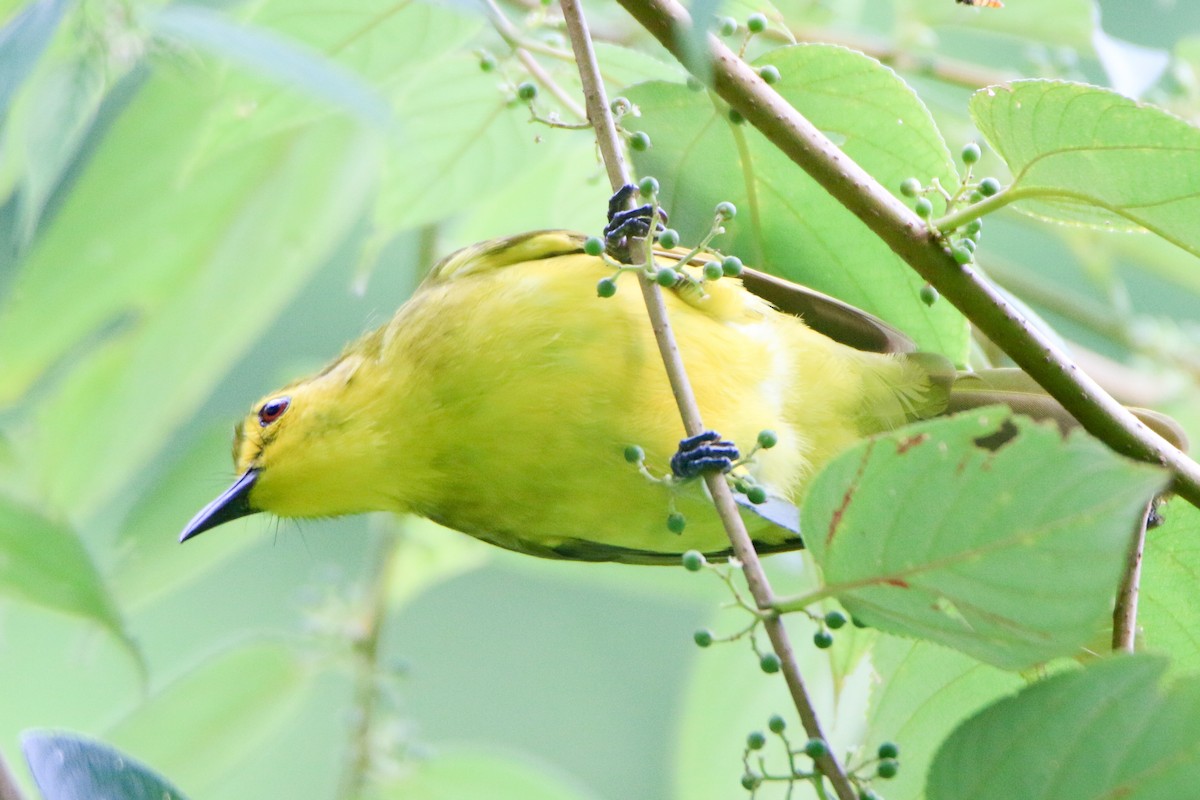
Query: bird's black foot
670,430,740,479
603,184,668,264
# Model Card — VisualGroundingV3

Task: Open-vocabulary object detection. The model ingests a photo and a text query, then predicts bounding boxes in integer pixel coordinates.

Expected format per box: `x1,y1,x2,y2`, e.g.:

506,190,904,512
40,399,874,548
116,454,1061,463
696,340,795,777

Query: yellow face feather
181,231,950,562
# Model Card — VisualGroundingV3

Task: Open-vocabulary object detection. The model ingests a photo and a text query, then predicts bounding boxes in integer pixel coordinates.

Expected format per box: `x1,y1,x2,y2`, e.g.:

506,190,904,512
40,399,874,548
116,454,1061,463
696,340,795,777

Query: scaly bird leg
670,430,740,479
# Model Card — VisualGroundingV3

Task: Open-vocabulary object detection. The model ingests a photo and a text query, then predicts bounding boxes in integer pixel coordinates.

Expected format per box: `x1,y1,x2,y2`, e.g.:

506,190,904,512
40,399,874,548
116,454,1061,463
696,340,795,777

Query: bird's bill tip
179,469,261,543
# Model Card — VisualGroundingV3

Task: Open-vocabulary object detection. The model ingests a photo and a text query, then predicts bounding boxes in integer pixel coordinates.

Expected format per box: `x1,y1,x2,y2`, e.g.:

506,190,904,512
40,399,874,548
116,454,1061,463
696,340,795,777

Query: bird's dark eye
258,396,291,427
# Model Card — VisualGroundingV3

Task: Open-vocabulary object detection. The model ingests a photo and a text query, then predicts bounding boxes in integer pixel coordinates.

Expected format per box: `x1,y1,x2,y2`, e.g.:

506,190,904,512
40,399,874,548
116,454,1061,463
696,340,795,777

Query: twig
335,524,400,800
558,3,857,799
613,0,1200,509
482,0,588,120
1112,504,1150,652
0,751,27,800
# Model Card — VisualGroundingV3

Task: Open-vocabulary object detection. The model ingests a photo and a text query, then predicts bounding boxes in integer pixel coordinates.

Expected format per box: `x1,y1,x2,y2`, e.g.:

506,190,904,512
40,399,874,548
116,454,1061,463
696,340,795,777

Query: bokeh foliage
2,0,1200,798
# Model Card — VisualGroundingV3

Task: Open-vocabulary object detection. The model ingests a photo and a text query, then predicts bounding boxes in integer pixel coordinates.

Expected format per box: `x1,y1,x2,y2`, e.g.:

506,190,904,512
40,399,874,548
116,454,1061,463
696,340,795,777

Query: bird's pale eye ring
258,396,291,427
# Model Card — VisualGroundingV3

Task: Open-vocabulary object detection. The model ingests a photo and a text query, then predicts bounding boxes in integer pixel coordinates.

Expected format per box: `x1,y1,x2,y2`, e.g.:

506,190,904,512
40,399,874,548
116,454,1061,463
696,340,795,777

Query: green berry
516,81,537,101
768,714,786,734
597,277,618,298
479,52,497,72
721,256,743,276
966,217,983,235
667,512,687,534
877,742,899,760
655,267,679,287
703,261,724,281
804,737,828,759
824,610,847,629
852,615,868,629
728,108,745,124
638,176,659,197
969,190,984,203
920,284,938,306
746,730,767,750
878,758,899,779
718,16,738,36
961,142,982,164
624,444,644,463
610,96,630,115
740,772,760,791
959,237,977,253
686,75,704,92
899,177,921,198
760,653,781,673
952,245,973,265
757,429,778,449
715,201,737,220
914,197,933,218
978,177,1002,196
746,13,767,33
746,486,768,504
813,630,834,649
658,229,680,249
583,236,604,256
859,791,880,800
629,131,651,152
694,628,714,647
758,65,780,84
682,550,706,572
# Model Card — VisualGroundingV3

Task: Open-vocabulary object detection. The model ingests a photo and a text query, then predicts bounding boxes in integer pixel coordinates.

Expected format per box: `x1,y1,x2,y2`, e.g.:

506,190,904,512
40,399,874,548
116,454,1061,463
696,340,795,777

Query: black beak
179,469,261,543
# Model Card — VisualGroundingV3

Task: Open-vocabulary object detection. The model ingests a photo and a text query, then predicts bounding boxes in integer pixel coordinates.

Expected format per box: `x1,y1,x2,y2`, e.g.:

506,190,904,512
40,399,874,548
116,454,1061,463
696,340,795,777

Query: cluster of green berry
737,713,900,798
588,179,742,299
901,142,1003,303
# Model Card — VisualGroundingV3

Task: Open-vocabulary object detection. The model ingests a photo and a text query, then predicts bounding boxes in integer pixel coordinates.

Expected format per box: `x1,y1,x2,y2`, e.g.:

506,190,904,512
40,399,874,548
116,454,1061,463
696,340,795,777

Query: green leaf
1140,501,1200,673
0,493,129,646
105,642,311,796
370,748,600,800
148,5,392,128
802,407,1168,670
0,0,71,115
928,656,1200,800
971,80,1200,259
913,0,1095,49
627,44,969,361
23,730,189,800
861,636,1022,800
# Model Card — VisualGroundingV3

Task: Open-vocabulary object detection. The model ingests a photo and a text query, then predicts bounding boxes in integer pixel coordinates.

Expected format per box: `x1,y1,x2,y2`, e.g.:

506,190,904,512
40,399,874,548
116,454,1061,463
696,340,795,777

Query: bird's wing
427,230,917,356
426,230,586,284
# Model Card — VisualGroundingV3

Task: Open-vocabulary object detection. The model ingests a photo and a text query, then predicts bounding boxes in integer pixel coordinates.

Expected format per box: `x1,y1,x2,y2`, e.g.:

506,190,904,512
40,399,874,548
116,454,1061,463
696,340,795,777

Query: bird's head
179,354,389,542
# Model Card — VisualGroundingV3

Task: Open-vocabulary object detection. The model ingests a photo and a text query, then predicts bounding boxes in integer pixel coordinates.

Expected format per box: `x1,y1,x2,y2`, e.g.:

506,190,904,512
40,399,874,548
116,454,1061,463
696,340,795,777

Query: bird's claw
671,430,740,479
603,184,669,264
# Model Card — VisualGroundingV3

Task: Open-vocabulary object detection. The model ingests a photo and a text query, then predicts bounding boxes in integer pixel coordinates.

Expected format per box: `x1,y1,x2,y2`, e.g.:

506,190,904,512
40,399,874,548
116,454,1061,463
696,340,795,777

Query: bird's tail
946,368,1189,452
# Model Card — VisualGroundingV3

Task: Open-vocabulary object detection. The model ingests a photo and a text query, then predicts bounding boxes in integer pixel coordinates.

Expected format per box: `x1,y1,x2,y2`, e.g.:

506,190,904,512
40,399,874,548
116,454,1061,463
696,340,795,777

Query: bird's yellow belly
395,255,851,563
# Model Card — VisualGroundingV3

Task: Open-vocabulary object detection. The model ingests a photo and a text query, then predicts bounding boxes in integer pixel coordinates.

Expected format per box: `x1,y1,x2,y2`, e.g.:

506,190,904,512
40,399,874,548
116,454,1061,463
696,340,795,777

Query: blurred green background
2,0,1200,798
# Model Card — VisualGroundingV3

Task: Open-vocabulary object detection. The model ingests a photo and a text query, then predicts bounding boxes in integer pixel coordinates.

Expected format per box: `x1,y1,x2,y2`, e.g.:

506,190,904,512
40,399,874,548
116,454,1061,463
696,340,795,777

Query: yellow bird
179,230,1183,564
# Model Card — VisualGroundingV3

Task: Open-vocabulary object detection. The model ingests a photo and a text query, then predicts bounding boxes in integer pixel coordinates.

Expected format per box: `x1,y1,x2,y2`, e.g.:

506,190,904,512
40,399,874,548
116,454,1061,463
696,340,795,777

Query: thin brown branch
483,0,587,120
559,3,857,799
1112,505,1150,652
614,0,1200,509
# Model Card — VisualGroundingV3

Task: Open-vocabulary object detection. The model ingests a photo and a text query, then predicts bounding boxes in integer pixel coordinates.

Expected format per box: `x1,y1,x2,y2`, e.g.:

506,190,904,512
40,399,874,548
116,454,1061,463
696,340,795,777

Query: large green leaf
0,493,129,646
971,80,1200,259
1139,501,1200,673
801,407,1168,670
928,656,1200,800
627,44,969,361
23,731,189,800
105,642,311,797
